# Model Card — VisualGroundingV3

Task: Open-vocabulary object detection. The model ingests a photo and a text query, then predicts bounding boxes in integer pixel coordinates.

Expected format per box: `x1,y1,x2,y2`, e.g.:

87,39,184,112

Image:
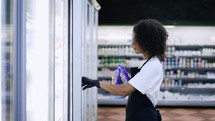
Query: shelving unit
97,44,215,106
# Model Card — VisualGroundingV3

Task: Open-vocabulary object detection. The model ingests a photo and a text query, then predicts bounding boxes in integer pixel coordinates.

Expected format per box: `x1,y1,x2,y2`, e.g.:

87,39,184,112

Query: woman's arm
100,82,136,97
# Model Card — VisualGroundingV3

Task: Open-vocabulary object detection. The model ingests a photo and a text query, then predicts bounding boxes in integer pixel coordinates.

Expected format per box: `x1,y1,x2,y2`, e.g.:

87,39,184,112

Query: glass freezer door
81,1,99,121
26,0,54,120
26,0,69,121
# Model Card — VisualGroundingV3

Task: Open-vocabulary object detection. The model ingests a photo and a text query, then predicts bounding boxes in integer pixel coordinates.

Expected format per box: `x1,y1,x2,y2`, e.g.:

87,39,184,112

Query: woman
82,19,168,121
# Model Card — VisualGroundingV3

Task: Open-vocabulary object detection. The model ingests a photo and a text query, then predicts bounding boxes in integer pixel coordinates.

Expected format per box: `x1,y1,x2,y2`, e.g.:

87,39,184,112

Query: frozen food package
120,65,130,84
112,65,130,85
111,67,121,85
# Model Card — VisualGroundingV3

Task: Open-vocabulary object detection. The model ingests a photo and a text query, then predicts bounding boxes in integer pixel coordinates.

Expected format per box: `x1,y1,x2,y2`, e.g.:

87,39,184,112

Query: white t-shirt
128,56,163,107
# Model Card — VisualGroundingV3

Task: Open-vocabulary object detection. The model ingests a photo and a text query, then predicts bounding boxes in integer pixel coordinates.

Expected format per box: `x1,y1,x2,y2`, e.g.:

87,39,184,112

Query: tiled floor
98,106,215,121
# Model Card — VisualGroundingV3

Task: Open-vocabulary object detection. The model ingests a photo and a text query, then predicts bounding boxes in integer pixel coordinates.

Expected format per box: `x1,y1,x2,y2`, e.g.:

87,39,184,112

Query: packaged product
112,65,130,85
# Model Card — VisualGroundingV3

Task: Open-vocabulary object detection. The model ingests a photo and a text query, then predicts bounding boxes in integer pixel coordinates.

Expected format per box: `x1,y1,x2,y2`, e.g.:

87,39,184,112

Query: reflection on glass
26,0,68,120
26,0,51,121
0,0,14,121
55,0,68,121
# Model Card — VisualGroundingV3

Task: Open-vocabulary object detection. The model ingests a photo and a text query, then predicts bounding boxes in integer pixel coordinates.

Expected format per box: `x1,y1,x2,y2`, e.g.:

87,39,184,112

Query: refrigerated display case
1,0,100,121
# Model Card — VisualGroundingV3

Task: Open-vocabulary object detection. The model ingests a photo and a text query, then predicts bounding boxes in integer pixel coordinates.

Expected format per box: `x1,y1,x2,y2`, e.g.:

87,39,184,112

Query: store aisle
98,107,215,121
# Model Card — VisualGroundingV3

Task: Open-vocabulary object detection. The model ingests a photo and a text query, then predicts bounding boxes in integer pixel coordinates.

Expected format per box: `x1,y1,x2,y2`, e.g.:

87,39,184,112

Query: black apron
126,57,162,121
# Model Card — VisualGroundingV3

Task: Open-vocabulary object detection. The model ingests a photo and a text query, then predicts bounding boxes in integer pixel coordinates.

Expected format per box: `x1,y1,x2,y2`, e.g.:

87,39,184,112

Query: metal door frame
14,0,26,121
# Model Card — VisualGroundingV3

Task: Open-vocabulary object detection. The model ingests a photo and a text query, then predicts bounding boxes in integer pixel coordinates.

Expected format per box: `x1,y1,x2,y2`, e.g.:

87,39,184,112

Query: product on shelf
98,44,215,106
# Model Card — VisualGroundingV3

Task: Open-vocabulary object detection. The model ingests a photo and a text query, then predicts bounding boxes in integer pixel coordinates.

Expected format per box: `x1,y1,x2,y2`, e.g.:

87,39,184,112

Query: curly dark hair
133,19,168,60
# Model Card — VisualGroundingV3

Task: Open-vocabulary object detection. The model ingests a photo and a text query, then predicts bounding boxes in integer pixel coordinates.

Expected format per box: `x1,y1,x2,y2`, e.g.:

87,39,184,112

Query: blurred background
96,0,215,121
0,0,215,121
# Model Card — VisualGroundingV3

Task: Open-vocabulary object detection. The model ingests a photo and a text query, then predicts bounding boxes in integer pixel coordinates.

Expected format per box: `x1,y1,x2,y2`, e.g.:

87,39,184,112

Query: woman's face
132,32,143,54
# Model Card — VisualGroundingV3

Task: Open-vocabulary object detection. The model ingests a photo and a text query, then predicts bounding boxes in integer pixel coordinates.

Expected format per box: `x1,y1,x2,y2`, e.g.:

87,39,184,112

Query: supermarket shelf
98,76,112,80
98,66,132,70
98,55,142,58
98,98,128,106
164,77,215,82
166,55,215,59
99,54,215,59
160,87,215,94
98,98,215,107
165,68,215,71
99,77,215,82
170,45,215,49
98,44,215,106
158,100,215,107
98,54,215,59
98,76,215,82
99,66,215,71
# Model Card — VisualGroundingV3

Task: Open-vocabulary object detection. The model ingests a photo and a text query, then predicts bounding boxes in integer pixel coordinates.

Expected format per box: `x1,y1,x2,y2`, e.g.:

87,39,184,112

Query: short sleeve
128,58,163,95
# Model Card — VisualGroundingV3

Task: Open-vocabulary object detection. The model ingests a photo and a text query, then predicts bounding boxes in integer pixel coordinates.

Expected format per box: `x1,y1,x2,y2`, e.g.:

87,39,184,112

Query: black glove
82,76,100,90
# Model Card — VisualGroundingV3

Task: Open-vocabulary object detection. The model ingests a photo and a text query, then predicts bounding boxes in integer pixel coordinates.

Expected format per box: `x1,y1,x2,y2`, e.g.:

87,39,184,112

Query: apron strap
139,56,153,69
